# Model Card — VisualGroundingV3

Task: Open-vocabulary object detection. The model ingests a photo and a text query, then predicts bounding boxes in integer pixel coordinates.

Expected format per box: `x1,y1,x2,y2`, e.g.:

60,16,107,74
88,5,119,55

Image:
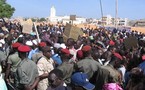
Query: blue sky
7,0,145,20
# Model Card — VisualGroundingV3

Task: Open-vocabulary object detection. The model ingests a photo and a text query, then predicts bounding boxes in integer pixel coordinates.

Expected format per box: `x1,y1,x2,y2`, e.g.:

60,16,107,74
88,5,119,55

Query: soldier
15,45,39,90
5,42,21,84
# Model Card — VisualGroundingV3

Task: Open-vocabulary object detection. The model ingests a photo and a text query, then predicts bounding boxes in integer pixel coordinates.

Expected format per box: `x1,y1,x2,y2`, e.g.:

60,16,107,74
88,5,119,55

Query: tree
31,18,37,22
38,18,46,22
0,0,15,18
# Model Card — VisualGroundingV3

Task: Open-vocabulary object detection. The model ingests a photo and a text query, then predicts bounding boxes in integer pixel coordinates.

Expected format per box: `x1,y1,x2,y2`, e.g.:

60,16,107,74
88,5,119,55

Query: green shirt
57,62,74,84
77,57,101,79
16,58,39,89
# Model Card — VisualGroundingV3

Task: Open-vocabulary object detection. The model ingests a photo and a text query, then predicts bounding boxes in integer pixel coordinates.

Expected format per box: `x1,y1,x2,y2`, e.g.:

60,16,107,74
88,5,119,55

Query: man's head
60,48,73,61
66,38,75,48
48,69,63,88
11,42,21,52
18,45,31,59
42,46,51,59
82,45,92,57
38,42,47,51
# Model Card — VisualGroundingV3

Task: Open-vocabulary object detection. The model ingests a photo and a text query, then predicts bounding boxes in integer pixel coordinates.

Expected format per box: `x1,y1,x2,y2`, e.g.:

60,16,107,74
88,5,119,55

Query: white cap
19,34,23,38
32,40,38,45
60,43,66,49
0,39,5,44
25,41,33,46
54,43,61,49
0,33,4,37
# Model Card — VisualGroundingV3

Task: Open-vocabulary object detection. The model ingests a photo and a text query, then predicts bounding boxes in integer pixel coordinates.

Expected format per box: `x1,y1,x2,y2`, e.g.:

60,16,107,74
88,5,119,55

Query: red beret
38,42,46,47
61,48,70,55
77,50,83,59
113,52,123,60
109,40,115,46
18,45,31,52
12,42,21,48
82,45,91,52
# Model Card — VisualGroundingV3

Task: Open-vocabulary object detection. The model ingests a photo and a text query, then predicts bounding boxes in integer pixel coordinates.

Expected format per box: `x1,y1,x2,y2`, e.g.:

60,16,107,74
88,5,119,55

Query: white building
101,15,128,26
50,6,56,18
118,18,128,26
48,6,86,24
101,15,112,25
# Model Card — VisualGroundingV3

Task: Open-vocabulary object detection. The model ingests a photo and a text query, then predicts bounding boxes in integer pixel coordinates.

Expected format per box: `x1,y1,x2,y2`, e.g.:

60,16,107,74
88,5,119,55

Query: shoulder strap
36,56,43,64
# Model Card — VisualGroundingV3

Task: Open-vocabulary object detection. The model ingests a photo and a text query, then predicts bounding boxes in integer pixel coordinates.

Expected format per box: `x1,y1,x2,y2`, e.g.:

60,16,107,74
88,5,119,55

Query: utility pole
100,0,104,27
115,0,118,29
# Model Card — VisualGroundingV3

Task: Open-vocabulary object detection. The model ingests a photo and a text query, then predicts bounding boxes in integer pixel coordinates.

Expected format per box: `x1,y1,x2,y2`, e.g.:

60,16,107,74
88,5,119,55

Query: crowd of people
0,19,145,90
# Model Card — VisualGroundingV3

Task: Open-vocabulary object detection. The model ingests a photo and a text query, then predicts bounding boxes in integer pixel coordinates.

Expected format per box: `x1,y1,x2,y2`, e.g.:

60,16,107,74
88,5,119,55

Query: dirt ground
22,22,145,34
76,24,145,33
131,27,145,33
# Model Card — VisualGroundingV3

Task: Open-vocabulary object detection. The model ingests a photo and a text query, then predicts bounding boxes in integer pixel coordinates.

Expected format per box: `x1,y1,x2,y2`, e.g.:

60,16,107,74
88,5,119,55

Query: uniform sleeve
7,56,12,64
17,67,29,85
76,61,84,72
0,52,6,61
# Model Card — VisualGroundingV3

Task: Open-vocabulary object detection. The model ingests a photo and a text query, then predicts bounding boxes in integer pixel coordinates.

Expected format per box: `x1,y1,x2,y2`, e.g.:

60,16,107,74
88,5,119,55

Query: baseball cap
71,72,95,90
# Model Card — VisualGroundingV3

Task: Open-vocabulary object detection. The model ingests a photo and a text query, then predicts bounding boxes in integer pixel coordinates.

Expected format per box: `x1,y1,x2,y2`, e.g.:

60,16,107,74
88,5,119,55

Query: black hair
49,69,63,79
17,37,24,44
41,46,50,53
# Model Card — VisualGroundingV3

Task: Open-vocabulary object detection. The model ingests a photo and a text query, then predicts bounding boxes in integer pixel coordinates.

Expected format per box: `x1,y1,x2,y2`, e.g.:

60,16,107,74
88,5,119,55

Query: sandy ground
76,24,145,33
22,22,145,34
131,27,145,33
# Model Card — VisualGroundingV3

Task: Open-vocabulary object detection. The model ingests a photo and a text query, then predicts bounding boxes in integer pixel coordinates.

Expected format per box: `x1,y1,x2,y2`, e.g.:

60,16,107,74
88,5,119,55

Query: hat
89,36,94,40
38,42,46,47
25,41,33,46
18,45,31,52
32,40,38,45
0,33,4,37
109,40,115,46
0,39,5,44
60,43,66,49
82,45,91,52
12,42,21,48
113,52,123,60
18,34,23,38
71,72,95,90
61,48,70,55
77,50,83,59
54,43,61,49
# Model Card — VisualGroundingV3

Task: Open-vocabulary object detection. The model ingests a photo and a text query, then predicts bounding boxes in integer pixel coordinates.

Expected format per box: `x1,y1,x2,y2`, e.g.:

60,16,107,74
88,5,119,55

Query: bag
103,83,123,90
